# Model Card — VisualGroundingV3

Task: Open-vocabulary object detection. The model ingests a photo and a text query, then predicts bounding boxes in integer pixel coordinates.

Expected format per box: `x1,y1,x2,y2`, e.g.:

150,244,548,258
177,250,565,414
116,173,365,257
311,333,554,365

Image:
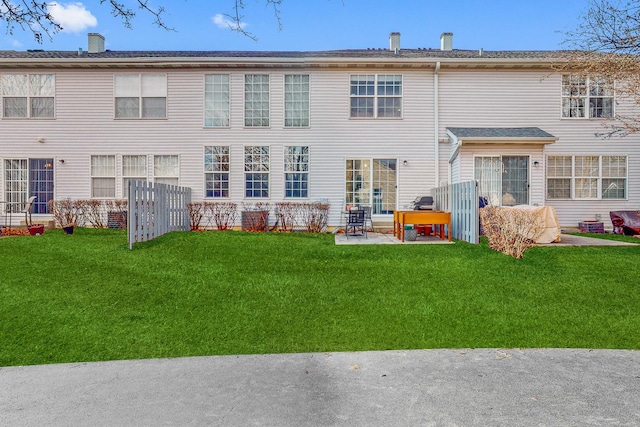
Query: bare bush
479,206,544,258
299,202,330,233
187,202,205,231
275,202,300,231
205,202,238,230
48,199,82,227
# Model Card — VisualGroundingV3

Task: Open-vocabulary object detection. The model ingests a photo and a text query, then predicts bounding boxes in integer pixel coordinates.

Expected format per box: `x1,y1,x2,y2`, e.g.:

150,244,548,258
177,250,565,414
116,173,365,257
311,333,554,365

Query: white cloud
212,13,247,31
47,2,97,33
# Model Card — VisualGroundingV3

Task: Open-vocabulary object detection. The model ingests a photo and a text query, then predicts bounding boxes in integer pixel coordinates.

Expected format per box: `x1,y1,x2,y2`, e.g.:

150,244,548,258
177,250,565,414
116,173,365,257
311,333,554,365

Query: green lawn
1,228,638,367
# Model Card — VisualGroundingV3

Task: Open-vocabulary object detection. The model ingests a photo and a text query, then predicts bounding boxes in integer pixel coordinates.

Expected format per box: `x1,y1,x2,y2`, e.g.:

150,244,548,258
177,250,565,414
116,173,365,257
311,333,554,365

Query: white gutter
434,61,440,188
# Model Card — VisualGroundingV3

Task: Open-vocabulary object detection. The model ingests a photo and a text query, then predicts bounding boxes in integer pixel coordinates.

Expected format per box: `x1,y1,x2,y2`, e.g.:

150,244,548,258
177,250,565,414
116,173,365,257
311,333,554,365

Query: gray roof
0,48,560,61
447,127,557,139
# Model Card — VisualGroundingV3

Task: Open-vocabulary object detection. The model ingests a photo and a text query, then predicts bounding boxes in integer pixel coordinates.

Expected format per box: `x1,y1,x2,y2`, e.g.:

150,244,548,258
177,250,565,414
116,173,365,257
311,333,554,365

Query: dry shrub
48,199,82,227
299,202,330,233
479,206,544,258
275,202,299,232
205,202,238,230
187,202,205,231
241,202,271,232
79,199,106,228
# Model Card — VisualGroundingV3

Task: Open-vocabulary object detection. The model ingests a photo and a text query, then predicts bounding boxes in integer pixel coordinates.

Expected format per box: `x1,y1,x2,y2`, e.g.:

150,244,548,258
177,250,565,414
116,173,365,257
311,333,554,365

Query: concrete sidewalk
2,349,639,426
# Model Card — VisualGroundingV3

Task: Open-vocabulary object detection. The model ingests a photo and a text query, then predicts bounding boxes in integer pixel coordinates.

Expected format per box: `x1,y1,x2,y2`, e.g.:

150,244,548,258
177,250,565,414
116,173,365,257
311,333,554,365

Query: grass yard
1,228,639,367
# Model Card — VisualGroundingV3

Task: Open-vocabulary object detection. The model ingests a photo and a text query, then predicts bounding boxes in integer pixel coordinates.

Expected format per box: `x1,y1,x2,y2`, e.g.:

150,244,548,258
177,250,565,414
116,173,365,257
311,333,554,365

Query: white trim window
244,146,269,198
122,155,147,191
115,74,167,119
284,146,309,198
284,75,309,127
350,74,402,118
1,74,55,118
204,146,230,198
562,74,613,118
244,74,269,127
546,155,627,200
204,74,230,127
91,155,116,198
3,159,28,208
154,155,179,186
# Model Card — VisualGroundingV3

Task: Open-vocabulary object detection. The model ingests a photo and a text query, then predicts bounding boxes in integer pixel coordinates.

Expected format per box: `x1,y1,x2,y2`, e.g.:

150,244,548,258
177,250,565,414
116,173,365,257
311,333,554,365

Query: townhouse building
1,32,637,229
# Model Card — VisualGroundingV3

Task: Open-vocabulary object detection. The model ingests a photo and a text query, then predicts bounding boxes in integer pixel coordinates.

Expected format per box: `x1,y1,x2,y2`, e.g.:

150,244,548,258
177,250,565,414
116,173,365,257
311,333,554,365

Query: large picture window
204,74,230,127
284,75,309,127
562,75,613,118
284,146,309,198
546,155,627,199
1,74,55,118
244,146,269,198
350,74,402,118
244,74,269,127
204,146,229,198
115,74,167,119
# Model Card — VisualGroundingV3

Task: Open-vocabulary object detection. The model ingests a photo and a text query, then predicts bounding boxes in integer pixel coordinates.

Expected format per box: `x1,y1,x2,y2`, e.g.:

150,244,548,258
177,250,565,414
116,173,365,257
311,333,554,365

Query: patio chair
345,209,367,239
360,205,373,232
20,196,37,227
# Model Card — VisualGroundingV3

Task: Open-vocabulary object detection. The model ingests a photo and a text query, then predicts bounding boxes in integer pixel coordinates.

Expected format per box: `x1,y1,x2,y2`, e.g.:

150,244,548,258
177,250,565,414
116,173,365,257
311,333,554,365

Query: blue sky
1,0,589,52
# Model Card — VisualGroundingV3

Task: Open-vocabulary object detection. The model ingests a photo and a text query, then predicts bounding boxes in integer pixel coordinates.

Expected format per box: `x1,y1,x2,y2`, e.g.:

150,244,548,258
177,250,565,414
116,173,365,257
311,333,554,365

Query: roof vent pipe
389,32,400,53
88,33,105,53
479,48,483,57
440,32,453,51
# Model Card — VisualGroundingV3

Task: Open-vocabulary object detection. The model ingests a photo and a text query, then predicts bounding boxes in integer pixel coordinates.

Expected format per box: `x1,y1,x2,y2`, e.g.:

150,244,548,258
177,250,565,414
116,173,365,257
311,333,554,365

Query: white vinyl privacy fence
433,180,479,244
128,181,191,249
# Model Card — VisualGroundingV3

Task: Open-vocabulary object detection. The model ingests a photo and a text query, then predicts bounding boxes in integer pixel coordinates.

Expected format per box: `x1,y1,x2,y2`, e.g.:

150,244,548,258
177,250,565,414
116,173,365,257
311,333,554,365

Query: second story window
284,74,309,127
562,74,613,119
1,74,55,118
115,74,167,119
350,74,402,118
204,74,230,127
244,74,269,127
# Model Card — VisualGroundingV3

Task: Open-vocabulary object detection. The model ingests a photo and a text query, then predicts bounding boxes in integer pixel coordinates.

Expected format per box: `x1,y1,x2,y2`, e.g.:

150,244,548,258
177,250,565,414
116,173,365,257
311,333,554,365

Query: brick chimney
440,32,453,51
389,32,400,52
88,33,105,53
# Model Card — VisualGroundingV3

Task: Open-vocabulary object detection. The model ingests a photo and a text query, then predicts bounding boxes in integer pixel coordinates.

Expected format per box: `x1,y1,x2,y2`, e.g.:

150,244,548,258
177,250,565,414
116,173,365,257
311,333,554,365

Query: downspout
434,61,441,188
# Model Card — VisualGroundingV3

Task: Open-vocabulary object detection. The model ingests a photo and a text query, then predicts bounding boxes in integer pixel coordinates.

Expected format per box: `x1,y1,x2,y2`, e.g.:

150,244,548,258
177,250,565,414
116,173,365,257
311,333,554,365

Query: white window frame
244,146,270,198
244,74,270,127
122,155,147,191
1,73,55,119
114,74,167,119
91,155,116,198
350,74,402,119
546,155,627,200
154,155,179,186
204,74,230,127
561,74,614,119
284,74,310,127
284,146,309,198
204,146,230,198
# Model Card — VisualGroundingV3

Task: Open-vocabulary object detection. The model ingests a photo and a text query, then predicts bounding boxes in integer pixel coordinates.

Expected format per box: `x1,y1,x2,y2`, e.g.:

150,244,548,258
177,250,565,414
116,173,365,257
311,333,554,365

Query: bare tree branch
559,0,640,137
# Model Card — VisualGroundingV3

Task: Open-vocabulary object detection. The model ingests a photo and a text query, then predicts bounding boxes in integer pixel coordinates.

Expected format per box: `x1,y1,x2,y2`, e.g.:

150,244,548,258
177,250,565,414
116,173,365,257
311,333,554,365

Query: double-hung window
91,155,116,198
115,74,167,119
284,75,309,127
562,75,613,118
204,74,230,127
546,155,627,199
244,74,269,127
244,146,269,198
122,155,147,191
350,74,402,118
284,146,309,198
1,74,55,118
204,146,230,197
154,155,179,186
